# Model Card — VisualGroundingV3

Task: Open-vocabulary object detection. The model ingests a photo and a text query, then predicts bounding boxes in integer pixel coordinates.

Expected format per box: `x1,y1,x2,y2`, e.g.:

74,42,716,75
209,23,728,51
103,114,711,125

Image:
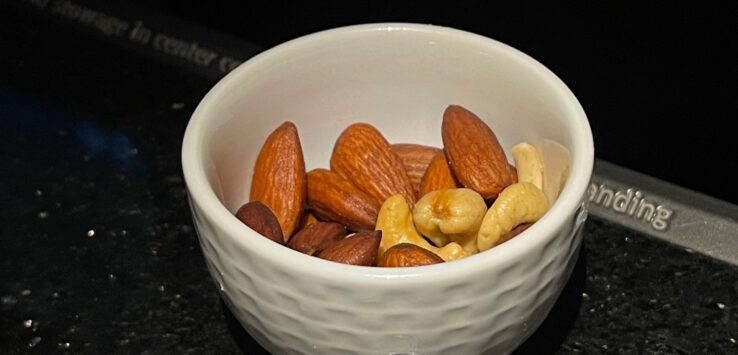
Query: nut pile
235,105,559,267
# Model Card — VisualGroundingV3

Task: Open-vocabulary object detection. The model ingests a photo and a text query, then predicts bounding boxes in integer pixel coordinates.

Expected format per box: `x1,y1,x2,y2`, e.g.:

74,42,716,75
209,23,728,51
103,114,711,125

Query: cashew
412,188,487,254
511,142,545,191
535,139,571,205
376,194,469,262
477,182,548,252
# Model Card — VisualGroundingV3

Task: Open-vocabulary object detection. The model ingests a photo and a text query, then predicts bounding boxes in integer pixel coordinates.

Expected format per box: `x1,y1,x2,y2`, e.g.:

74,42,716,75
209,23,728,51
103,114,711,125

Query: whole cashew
511,142,545,192
376,194,469,262
477,182,548,252
413,188,487,254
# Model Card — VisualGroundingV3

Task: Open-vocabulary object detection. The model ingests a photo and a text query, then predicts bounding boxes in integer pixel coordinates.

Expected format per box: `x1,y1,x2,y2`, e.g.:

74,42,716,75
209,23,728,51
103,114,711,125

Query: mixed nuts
234,105,564,267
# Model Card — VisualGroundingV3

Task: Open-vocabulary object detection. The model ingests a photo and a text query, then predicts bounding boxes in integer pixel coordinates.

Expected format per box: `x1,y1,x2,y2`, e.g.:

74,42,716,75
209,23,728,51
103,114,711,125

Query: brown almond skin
318,231,382,266
497,223,532,245
234,201,285,244
298,211,320,230
330,123,416,206
250,122,306,240
442,105,515,199
377,243,444,267
390,143,442,195
306,169,380,231
508,164,518,184
418,151,460,198
287,222,347,256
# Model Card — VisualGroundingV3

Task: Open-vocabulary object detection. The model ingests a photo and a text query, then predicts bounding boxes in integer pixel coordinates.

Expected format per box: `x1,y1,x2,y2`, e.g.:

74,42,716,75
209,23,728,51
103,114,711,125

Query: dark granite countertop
2,3,737,354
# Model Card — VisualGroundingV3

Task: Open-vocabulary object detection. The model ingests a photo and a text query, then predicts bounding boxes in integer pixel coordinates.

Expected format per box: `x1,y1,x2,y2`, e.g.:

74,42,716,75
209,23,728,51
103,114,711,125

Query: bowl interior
195,24,589,215
182,24,594,353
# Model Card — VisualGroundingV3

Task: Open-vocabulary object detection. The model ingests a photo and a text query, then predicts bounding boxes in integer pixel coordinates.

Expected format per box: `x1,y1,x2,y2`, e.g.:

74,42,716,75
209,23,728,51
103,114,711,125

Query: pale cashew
511,142,545,191
412,188,487,254
477,182,548,252
535,139,571,205
376,194,469,262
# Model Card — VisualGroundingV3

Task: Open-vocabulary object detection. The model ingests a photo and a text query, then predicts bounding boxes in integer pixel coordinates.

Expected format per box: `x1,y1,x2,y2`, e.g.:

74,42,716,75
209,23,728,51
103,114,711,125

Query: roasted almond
306,168,380,231
497,223,532,245
442,105,515,199
377,243,444,267
287,221,347,256
418,151,460,198
331,123,416,206
390,143,442,195
234,201,285,244
298,211,320,230
318,230,382,266
250,122,306,239
508,164,519,184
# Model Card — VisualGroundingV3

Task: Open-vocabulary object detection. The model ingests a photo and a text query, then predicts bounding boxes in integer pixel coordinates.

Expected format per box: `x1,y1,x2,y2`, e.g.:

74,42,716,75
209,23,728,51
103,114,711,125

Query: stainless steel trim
589,159,738,266
15,0,736,265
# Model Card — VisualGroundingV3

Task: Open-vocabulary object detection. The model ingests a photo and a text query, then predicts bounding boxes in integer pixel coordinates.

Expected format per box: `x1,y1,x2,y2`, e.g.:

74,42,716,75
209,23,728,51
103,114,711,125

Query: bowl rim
181,22,594,283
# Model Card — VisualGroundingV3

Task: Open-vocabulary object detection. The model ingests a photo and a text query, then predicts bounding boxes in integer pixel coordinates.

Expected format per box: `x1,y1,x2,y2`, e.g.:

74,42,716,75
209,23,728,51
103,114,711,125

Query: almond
442,105,515,199
390,143,442,195
298,211,320,230
331,123,416,206
377,243,444,267
234,201,285,244
497,223,531,245
306,168,380,231
287,221,347,256
318,231,382,266
508,164,519,184
418,151,460,198
250,122,306,240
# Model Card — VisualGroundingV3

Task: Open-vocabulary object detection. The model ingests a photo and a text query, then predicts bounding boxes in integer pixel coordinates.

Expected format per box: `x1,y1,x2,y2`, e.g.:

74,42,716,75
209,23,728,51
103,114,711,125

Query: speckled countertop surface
2,5,737,355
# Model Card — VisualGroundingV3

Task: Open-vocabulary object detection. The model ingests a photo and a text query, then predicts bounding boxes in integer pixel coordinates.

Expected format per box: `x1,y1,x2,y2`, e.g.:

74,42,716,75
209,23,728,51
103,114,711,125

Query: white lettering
218,56,243,73
652,206,673,231
588,183,672,231
612,188,633,213
51,0,128,37
595,185,614,207
152,34,219,66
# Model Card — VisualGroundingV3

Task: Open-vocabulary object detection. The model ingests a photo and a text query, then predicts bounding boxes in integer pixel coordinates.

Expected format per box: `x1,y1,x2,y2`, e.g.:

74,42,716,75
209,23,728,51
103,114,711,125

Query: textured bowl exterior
189,194,587,354
182,23,594,355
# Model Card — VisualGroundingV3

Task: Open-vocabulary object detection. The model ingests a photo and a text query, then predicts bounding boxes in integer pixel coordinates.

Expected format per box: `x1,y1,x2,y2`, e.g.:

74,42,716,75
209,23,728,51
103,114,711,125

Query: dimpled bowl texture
182,23,594,355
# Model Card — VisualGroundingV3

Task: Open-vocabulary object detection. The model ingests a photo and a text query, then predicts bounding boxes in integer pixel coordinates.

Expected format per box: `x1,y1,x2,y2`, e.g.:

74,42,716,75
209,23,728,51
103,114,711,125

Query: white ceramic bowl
182,23,594,354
